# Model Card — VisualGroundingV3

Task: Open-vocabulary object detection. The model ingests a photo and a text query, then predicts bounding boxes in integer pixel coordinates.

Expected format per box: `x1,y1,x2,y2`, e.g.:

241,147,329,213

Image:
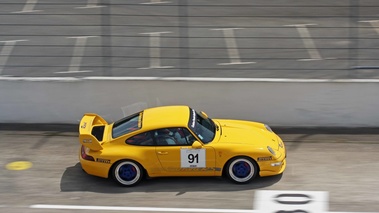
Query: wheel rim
229,159,254,182
115,161,141,185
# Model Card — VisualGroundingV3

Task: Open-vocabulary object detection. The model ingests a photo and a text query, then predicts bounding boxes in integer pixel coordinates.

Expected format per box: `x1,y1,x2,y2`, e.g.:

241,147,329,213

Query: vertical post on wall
101,0,113,76
348,0,359,78
178,0,189,77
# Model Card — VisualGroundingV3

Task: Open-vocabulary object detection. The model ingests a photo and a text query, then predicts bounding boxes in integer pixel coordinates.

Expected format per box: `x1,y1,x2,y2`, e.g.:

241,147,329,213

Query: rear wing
79,113,108,151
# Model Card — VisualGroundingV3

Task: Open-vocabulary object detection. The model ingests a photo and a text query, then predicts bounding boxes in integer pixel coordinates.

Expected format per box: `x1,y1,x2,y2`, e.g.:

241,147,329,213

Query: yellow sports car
79,105,286,186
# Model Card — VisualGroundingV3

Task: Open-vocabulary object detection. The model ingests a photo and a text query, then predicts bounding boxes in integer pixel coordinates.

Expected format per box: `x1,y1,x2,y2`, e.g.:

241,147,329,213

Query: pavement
1,123,379,212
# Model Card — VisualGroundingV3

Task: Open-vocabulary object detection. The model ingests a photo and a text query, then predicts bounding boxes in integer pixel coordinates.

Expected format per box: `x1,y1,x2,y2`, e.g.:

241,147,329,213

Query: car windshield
188,108,216,143
112,112,142,138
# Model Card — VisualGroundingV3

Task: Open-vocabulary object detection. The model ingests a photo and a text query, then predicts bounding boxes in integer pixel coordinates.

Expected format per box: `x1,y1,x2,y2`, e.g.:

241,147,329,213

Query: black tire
112,160,144,186
225,157,258,184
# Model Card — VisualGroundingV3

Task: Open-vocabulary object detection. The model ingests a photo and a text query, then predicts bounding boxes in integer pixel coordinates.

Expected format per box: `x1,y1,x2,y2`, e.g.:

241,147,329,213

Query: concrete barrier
1,77,379,127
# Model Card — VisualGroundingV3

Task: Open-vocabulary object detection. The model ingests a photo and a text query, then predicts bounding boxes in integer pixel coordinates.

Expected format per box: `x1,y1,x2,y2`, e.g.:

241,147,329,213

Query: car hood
214,119,279,150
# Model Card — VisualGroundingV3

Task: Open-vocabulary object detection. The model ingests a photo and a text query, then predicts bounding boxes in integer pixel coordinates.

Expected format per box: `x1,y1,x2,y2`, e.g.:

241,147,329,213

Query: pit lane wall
1,77,379,127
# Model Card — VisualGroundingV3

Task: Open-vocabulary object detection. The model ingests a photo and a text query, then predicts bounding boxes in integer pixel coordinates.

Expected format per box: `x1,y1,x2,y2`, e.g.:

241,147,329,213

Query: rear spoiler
79,113,108,151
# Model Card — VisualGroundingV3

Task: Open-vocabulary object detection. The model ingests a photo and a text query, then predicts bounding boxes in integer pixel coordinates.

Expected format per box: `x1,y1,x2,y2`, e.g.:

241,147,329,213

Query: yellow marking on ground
6,161,32,171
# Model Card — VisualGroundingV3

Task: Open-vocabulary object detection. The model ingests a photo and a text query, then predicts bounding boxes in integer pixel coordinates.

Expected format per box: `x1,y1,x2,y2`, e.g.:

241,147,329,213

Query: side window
154,128,196,146
126,131,154,146
182,128,196,145
112,112,142,138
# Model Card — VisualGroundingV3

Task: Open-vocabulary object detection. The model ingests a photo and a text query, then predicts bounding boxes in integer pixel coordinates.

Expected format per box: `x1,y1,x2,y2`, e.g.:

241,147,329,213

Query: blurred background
1,0,379,79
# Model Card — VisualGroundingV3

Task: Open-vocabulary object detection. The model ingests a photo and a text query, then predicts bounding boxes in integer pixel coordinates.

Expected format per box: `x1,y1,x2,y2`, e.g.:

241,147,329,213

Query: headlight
264,124,273,132
267,146,276,156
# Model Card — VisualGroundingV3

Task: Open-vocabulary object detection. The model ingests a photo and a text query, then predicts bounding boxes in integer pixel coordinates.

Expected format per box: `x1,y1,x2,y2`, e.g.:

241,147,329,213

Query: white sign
254,190,329,213
180,148,206,168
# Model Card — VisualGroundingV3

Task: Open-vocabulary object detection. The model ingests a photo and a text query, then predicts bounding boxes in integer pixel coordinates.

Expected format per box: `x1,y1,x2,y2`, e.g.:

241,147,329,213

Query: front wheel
225,157,258,184
112,160,144,186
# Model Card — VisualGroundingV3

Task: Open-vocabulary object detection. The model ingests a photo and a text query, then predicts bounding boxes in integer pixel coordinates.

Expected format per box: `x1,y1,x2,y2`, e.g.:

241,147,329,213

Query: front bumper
259,157,286,176
258,135,287,177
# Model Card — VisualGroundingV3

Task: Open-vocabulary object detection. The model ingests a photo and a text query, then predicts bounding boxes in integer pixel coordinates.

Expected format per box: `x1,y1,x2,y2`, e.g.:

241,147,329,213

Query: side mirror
192,141,203,149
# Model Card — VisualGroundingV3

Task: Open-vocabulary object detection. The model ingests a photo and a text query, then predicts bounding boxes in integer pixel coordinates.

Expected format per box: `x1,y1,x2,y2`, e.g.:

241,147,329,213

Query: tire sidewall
112,160,144,186
226,157,257,184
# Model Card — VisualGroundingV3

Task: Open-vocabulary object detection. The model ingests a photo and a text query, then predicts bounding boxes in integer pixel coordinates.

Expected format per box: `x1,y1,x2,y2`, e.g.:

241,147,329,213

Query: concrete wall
1,77,379,127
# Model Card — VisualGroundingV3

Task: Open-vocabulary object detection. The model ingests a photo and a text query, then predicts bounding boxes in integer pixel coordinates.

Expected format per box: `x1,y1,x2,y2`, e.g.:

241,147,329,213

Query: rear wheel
112,160,144,186
225,157,257,184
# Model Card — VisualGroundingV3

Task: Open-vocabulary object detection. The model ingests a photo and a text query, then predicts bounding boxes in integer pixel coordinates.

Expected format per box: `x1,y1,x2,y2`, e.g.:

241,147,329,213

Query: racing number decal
188,153,198,164
180,148,206,168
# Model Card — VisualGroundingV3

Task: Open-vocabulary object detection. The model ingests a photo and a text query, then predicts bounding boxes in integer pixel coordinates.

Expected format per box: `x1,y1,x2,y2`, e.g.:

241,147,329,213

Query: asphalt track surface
1,0,379,78
1,126,379,213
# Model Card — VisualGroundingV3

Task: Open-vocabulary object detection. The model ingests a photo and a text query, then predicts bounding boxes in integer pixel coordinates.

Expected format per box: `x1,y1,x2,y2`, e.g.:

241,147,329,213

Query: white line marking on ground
138,66,173,69
12,0,42,13
298,57,336,61
27,204,379,213
55,70,93,74
0,40,28,75
139,32,174,69
141,0,171,4
75,0,105,9
30,205,256,212
55,36,98,74
0,77,80,81
360,20,379,35
297,58,323,61
211,28,255,65
1,76,379,83
219,62,256,65
285,24,322,61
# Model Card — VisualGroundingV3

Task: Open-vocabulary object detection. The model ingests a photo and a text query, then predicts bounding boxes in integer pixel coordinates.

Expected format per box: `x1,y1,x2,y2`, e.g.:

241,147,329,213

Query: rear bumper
79,154,111,178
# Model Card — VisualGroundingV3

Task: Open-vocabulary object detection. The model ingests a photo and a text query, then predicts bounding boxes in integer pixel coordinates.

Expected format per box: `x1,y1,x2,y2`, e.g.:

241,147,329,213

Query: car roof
141,105,190,130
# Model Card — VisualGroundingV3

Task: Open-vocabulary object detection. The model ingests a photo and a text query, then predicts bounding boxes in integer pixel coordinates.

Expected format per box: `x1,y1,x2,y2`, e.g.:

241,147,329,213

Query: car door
125,131,163,176
154,127,216,176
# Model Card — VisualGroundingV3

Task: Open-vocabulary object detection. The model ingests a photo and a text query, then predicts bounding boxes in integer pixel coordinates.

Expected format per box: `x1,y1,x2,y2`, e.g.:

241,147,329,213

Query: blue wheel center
232,162,251,178
119,164,137,181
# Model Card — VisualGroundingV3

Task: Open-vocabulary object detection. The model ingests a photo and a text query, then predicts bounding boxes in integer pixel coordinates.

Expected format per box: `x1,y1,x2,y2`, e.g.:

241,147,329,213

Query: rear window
112,112,142,138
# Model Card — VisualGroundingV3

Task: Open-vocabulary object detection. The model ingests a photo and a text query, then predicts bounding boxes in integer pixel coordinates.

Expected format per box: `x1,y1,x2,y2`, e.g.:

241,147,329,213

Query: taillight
81,146,95,161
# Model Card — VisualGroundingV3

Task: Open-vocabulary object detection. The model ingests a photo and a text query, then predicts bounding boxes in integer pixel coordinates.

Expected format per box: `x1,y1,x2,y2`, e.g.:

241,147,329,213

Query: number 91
188,153,199,164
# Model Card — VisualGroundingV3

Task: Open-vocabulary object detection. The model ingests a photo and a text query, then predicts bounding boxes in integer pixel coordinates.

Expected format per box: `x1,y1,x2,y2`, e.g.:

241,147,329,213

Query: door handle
157,151,168,155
